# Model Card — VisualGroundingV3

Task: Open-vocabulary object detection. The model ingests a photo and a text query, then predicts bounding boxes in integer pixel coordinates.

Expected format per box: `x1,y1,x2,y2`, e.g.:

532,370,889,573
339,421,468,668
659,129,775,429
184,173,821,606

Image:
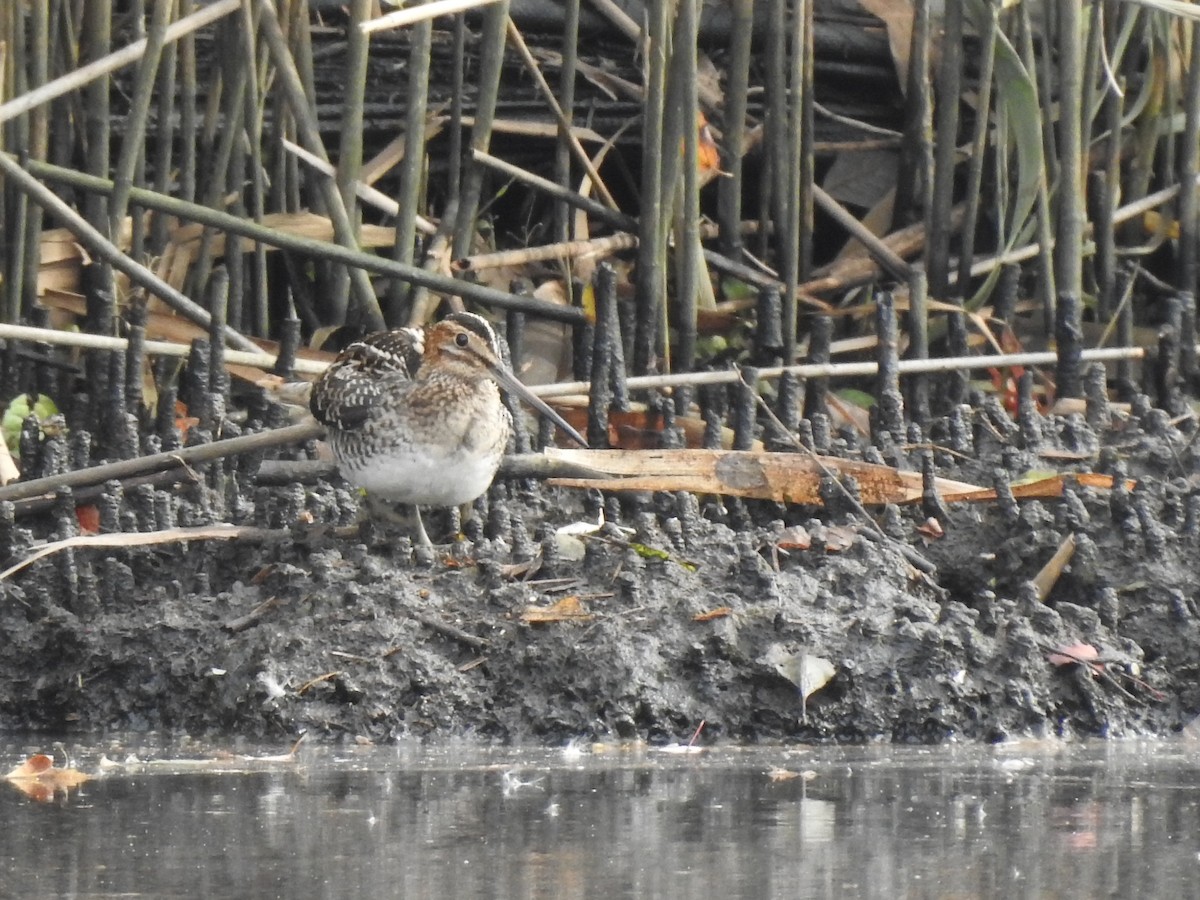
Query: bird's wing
309,329,421,431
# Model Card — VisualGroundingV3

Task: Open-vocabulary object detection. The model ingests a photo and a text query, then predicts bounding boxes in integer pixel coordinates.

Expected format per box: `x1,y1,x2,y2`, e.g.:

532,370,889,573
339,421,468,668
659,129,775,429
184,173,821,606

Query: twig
471,149,635,232
0,422,324,505
633,0,670,374
407,610,489,650
361,0,504,33
282,139,437,234
532,345,1156,399
456,232,639,271
0,0,239,125
812,184,910,282
11,467,199,519
389,13,435,322
504,18,619,211
583,0,642,45
255,0,382,329
0,524,295,582
109,0,175,234
254,452,607,486
451,0,510,260
224,596,287,633
0,322,328,375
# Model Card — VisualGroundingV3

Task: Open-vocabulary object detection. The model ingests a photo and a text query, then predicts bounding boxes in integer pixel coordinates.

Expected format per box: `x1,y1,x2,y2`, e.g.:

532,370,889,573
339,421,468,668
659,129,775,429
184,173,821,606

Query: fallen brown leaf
766,766,801,782
5,753,90,802
777,526,812,550
824,525,858,553
1047,642,1102,676
916,517,944,540
521,595,593,624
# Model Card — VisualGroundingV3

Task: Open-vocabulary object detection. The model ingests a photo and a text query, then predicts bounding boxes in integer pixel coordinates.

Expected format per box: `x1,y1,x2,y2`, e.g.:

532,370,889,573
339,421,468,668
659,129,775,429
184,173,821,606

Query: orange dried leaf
915,517,944,540
5,754,90,802
1047,642,1100,669
824,525,857,553
696,112,722,175
75,505,100,534
777,526,812,550
521,595,593,624
766,766,802,782
5,754,54,778
693,606,732,623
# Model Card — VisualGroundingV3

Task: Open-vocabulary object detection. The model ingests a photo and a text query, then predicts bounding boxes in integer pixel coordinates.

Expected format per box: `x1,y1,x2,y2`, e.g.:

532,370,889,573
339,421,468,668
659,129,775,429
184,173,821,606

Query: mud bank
0,380,1196,745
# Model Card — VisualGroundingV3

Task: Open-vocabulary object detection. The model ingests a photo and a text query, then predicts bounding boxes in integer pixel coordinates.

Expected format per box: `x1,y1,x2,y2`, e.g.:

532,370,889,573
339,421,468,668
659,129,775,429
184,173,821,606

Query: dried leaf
858,0,915,89
693,606,731,623
1047,642,1102,676
916,517,944,540
76,505,100,535
777,526,812,550
765,645,837,723
5,754,54,778
5,753,90,801
555,517,603,561
824,525,858,553
498,556,543,579
766,766,801,782
521,596,593,624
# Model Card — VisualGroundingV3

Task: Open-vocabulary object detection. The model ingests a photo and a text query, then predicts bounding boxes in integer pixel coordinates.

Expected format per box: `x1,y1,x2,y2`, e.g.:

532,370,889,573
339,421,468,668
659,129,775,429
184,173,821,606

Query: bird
309,311,587,546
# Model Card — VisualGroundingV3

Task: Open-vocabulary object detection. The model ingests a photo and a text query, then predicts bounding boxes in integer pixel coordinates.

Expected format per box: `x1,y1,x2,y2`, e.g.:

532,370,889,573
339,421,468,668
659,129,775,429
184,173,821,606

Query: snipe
309,311,586,545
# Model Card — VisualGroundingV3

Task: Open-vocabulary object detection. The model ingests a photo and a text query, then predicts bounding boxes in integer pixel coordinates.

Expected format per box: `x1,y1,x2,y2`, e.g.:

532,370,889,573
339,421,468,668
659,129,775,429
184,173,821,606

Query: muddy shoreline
0,380,1194,746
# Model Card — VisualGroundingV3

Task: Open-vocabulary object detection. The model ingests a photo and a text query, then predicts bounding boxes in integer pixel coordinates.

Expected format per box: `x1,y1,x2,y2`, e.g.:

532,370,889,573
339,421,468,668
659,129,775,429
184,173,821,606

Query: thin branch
361,0,504,34
0,524,296,583
0,422,324,505
0,0,239,125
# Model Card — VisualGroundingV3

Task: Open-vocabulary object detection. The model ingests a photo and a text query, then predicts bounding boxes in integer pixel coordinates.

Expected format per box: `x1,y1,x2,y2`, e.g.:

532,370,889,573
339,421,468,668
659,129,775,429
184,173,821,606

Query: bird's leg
411,505,433,548
364,494,434,547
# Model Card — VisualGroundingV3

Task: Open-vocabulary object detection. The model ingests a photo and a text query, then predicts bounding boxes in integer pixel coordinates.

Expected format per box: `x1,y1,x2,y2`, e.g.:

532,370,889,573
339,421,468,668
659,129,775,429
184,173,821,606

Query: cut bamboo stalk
0,323,328,375
361,0,504,33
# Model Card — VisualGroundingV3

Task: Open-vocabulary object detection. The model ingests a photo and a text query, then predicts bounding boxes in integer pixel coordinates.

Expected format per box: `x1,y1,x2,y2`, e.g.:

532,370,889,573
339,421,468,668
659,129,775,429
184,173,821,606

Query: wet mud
1,376,1197,746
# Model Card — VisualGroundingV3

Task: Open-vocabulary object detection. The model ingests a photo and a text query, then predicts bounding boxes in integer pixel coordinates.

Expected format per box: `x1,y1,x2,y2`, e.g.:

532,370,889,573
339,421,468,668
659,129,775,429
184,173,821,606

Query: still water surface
0,739,1197,899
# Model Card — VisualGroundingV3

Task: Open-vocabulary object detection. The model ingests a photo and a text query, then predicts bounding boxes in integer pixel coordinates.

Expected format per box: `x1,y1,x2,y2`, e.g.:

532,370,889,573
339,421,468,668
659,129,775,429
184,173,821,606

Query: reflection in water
1,742,1198,898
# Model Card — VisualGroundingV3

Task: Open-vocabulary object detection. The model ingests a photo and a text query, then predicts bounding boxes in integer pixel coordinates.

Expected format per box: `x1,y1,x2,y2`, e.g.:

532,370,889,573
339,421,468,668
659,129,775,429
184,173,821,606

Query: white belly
341,444,503,506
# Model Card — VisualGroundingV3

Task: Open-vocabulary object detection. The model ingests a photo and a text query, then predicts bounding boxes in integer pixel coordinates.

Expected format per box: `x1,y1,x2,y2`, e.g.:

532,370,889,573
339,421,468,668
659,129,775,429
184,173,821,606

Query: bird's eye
455,332,469,347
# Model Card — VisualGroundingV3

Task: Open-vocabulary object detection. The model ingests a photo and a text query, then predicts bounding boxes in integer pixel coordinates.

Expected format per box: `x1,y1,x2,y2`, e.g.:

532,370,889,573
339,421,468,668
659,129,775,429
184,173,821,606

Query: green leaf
2,393,60,453
836,388,876,410
629,541,698,571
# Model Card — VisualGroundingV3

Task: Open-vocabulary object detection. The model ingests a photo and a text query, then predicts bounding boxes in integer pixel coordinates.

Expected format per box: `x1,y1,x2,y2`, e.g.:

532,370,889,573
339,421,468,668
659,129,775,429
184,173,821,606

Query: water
1,739,1197,899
